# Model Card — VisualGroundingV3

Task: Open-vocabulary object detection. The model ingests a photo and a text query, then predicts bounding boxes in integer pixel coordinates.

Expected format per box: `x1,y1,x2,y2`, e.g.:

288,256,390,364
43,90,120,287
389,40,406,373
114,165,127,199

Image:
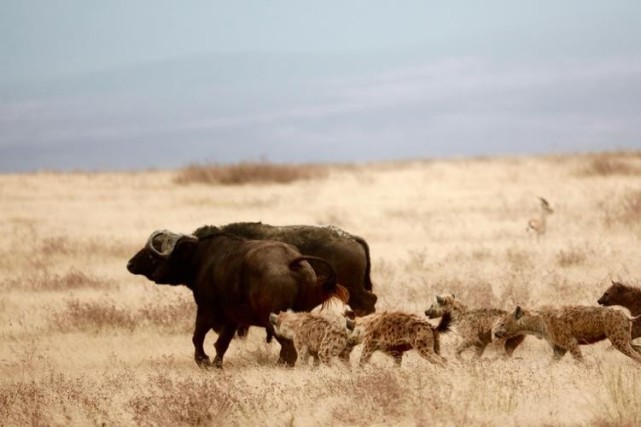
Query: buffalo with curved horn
127,229,348,368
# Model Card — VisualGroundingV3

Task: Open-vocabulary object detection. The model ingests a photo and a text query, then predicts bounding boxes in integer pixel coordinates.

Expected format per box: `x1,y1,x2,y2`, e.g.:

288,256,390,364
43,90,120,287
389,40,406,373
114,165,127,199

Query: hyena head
598,280,630,306
425,294,461,319
269,310,305,340
493,306,526,339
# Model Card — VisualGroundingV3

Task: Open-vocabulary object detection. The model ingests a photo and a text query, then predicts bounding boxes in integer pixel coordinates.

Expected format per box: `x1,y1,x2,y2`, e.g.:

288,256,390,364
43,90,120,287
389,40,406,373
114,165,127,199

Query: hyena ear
436,295,444,304
269,313,279,325
612,280,623,288
514,306,524,320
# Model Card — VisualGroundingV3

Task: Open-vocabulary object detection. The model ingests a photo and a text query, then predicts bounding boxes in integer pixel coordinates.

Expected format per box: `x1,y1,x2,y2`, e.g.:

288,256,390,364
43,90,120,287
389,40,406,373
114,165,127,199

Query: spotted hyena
354,311,451,366
493,305,641,363
269,310,355,366
598,280,641,344
425,294,526,360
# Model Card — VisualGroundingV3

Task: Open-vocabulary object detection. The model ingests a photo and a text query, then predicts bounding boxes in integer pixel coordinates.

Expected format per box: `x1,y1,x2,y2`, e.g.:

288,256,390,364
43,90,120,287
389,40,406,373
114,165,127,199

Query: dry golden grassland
1,152,641,426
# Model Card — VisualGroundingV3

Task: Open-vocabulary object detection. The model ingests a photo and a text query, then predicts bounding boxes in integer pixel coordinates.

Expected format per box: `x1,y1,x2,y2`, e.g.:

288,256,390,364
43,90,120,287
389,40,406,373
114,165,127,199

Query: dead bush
578,153,641,177
129,375,245,426
53,299,137,332
51,297,194,333
174,162,327,185
0,269,110,291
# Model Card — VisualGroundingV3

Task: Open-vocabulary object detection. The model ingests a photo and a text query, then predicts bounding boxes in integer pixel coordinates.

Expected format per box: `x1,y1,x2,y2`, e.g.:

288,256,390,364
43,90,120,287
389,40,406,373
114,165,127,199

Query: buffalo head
127,229,199,285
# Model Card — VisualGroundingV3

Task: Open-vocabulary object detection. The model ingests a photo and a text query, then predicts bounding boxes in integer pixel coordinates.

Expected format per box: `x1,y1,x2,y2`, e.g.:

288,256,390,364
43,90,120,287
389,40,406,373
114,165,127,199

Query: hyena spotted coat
269,310,355,366
493,305,641,363
425,295,526,359
354,311,451,366
598,280,641,343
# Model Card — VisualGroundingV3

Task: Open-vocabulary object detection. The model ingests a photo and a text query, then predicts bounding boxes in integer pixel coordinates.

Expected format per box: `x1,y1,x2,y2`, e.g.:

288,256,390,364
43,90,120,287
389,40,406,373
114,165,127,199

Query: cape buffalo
195,222,377,316
126,229,348,368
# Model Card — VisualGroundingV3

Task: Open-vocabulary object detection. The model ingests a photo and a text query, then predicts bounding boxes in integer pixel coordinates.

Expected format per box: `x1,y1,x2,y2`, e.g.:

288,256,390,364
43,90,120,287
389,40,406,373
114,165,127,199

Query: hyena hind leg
609,336,641,364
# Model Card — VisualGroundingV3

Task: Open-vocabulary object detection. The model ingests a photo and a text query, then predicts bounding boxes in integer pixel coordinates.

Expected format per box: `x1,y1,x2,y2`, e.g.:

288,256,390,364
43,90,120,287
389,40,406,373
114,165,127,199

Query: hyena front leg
565,339,584,362
504,335,526,357
551,345,568,362
359,339,378,366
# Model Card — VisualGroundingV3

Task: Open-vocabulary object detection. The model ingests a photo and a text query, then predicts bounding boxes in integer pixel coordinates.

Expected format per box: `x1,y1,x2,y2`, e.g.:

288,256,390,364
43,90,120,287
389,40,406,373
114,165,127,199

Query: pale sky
1,1,640,171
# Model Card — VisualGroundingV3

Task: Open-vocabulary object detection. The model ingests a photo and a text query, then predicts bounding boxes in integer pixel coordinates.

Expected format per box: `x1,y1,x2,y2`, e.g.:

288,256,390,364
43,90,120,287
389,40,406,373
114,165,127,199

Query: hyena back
269,311,354,366
355,311,451,366
493,305,641,363
425,294,525,359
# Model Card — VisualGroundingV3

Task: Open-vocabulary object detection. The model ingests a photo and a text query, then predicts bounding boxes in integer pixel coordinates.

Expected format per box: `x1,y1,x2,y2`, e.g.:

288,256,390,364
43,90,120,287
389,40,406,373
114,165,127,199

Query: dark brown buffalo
195,222,378,316
126,229,347,368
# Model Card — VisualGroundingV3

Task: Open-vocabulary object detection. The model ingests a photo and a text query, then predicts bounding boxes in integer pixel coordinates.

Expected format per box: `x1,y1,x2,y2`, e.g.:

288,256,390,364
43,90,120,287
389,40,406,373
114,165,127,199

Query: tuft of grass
556,247,588,267
592,365,641,427
173,162,328,185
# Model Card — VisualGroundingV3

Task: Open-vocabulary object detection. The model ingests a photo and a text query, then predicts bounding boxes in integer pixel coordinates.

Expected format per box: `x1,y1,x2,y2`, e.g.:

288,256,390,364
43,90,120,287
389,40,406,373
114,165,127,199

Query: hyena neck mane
518,311,549,339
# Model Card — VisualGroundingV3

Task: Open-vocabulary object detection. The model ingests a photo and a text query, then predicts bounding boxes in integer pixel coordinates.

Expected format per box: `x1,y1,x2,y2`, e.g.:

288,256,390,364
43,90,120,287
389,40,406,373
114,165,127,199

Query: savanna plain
1,152,641,427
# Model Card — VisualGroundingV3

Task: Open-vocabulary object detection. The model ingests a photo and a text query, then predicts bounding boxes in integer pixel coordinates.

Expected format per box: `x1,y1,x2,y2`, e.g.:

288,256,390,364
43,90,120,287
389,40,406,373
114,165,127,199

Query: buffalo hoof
276,355,297,368
195,355,213,369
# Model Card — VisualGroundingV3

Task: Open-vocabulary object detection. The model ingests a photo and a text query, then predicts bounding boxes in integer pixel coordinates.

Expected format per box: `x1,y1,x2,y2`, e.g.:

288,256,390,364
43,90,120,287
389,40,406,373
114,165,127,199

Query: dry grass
173,161,328,185
2,153,641,426
602,189,641,228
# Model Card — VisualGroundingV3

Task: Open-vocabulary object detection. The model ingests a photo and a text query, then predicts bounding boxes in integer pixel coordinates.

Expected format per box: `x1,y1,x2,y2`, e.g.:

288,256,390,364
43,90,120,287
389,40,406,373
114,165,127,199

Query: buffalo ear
170,237,199,260
514,306,524,320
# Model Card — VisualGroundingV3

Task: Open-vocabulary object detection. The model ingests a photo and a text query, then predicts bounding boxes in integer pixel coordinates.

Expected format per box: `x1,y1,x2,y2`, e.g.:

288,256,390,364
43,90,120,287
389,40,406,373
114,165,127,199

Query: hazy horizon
2,1,641,172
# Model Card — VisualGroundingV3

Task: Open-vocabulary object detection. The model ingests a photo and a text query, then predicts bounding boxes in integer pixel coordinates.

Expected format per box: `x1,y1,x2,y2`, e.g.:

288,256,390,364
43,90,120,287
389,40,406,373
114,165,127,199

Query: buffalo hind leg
213,323,238,369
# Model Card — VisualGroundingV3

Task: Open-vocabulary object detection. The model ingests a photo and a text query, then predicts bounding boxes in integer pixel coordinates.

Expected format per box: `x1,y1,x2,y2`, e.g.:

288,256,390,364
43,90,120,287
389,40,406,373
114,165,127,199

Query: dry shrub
174,162,327,185
53,299,138,332
556,247,587,267
52,297,193,333
602,189,641,227
0,269,110,291
137,298,195,333
578,153,641,177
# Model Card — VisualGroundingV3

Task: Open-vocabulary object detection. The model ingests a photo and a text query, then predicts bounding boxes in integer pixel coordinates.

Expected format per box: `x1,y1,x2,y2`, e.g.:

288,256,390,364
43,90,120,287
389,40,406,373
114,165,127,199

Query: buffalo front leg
213,324,238,369
192,306,214,368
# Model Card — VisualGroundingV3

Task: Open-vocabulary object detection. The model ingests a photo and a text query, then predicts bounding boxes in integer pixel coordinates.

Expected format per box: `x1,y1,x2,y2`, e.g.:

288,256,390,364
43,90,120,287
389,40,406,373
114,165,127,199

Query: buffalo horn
146,229,180,257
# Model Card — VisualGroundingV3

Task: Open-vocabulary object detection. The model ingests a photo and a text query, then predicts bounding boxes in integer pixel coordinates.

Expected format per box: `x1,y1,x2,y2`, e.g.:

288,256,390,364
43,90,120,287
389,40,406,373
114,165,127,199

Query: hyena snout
493,326,508,339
